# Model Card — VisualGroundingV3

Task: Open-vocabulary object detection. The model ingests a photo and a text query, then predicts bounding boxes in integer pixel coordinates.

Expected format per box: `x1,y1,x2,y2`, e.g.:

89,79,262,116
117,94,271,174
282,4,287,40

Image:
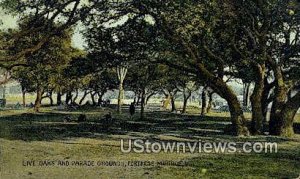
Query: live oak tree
158,67,181,112
118,0,300,136
84,9,158,113
84,26,131,113
175,73,199,114
96,0,251,135
11,18,74,112
180,81,198,114
267,2,300,137
126,62,163,119
1,0,298,137
90,69,117,105
49,49,85,105
84,23,123,112
0,0,94,108
230,0,300,136
0,0,92,68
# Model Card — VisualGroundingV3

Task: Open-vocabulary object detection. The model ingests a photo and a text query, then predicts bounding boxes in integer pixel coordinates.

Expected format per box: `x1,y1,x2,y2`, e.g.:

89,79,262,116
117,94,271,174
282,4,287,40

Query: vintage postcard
0,0,299,178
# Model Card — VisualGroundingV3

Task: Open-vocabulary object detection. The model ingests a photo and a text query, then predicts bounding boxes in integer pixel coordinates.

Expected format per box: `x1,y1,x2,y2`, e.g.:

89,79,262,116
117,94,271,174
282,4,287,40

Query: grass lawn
0,107,300,178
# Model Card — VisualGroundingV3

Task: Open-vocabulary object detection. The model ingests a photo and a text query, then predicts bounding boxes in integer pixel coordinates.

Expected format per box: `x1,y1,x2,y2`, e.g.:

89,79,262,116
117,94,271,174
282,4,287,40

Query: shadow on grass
0,110,298,143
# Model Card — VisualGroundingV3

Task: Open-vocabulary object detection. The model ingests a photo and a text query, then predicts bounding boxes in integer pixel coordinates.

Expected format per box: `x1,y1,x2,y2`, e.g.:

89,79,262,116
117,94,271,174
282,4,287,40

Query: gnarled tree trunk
261,80,274,126
72,90,79,104
201,88,208,116
91,92,97,106
243,83,251,107
79,90,89,105
57,92,62,105
182,89,191,114
250,64,265,135
269,66,288,136
97,91,105,106
136,92,141,105
65,92,72,105
48,91,53,106
274,92,300,137
207,90,214,114
170,95,176,112
205,75,250,136
34,87,43,112
22,89,26,107
140,89,146,119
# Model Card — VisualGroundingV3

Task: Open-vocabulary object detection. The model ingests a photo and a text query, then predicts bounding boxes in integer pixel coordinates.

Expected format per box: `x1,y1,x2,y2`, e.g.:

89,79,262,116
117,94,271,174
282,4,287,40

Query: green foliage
126,63,163,93
11,17,74,94
0,0,19,14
